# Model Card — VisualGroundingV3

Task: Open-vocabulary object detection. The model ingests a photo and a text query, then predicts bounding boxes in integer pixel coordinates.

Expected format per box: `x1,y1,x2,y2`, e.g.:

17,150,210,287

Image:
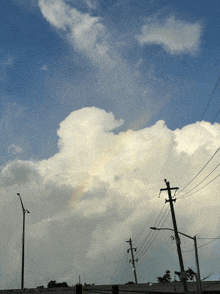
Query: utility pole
194,236,202,294
17,193,30,290
126,238,138,284
160,180,188,293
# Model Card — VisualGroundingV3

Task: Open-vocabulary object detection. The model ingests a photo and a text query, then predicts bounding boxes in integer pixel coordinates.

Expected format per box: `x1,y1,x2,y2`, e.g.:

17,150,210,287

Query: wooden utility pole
160,180,188,293
126,238,138,284
194,236,202,294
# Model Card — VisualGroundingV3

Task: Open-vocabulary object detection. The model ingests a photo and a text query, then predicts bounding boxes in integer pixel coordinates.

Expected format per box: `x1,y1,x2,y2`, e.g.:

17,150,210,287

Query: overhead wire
178,162,220,199
200,76,220,121
177,147,220,195
179,171,220,200
197,237,220,248
136,208,170,260
136,209,170,261
175,76,220,196
182,235,220,253
198,237,220,239
135,203,166,253
135,204,168,257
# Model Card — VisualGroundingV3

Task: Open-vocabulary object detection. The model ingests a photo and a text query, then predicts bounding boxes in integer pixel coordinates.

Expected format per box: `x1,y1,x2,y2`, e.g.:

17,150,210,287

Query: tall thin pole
21,209,25,290
160,180,188,292
17,193,29,290
126,238,138,284
194,236,202,294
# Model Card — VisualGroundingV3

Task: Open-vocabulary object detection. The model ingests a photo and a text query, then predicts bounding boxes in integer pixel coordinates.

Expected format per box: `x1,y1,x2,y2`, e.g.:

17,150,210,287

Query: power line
179,162,220,198
135,203,165,243
183,235,220,253
135,205,168,257
135,204,166,253
136,209,170,260
175,76,220,195
177,147,220,195
198,237,220,239
136,229,161,260
136,209,170,261
200,76,220,121
179,172,220,200
197,236,220,245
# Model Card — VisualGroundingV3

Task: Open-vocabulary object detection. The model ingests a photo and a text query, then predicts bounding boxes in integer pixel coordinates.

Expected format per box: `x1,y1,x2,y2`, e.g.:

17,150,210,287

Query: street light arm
150,227,174,232
17,193,25,212
150,227,194,240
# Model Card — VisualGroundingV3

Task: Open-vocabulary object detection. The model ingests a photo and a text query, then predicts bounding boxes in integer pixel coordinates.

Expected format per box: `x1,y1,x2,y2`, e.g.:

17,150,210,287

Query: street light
17,193,30,290
150,227,202,294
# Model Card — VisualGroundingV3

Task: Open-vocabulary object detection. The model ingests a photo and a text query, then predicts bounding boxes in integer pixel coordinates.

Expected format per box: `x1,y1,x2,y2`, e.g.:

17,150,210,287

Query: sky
1,0,220,289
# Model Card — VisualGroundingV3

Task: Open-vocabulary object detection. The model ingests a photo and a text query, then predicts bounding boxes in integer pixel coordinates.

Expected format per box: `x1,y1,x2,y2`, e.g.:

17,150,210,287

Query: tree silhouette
47,280,57,288
157,270,172,283
187,268,197,281
47,280,69,288
175,267,197,281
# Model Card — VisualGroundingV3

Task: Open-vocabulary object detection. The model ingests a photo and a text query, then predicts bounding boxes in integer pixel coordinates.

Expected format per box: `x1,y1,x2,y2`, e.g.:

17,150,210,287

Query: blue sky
1,0,220,290
1,0,220,165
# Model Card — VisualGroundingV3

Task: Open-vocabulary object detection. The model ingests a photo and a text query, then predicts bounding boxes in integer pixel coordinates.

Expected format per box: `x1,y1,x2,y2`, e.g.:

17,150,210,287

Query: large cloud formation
1,107,220,289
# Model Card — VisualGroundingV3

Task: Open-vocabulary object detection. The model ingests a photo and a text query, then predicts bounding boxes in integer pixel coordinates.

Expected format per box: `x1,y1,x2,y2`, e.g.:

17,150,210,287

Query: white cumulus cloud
136,16,201,55
1,107,220,289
